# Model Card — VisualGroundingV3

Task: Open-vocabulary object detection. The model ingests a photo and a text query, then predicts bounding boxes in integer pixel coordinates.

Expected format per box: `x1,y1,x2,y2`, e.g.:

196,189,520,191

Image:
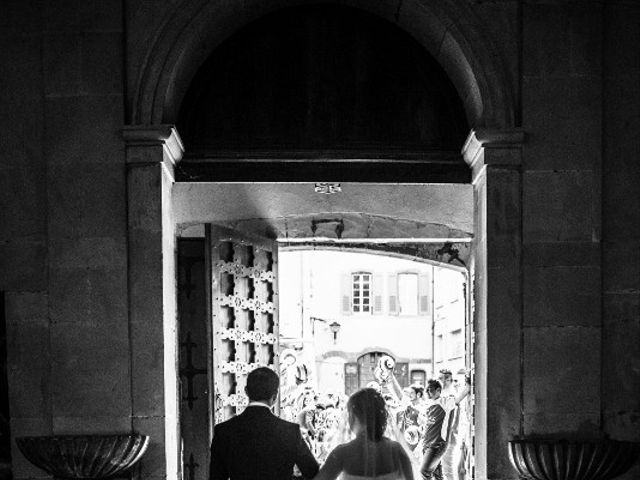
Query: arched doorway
175,4,470,183
124,3,524,480
354,351,408,393
174,181,474,477
131,0,515,128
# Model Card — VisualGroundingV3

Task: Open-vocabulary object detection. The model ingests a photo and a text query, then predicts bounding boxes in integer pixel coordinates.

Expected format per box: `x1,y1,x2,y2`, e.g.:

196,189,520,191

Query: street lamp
329,321,341,344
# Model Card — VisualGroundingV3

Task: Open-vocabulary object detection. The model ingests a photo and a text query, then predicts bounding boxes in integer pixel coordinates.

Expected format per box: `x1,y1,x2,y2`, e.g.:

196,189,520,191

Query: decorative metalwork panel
217,328,276,345
219,361,273,374
314,182,342,195
215,260,276,282
218,393,249,408
209,228,279,424
217,294,276,313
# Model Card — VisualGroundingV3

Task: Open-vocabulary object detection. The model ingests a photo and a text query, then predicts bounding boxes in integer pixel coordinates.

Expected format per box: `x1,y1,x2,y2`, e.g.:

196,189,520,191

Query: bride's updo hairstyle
347,388,388,441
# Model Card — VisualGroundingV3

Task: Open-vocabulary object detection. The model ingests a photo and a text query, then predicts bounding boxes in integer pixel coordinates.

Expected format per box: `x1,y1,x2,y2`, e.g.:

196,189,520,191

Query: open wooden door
464,273,475,480
206,226,279,429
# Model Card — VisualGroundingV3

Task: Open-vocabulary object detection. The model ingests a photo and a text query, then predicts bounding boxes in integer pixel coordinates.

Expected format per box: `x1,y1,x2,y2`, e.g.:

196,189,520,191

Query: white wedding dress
341,471,406,480
314,437,415,480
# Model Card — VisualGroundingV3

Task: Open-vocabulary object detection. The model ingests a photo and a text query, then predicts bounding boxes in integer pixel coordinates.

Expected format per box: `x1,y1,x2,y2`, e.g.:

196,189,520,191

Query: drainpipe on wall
431,266,436,378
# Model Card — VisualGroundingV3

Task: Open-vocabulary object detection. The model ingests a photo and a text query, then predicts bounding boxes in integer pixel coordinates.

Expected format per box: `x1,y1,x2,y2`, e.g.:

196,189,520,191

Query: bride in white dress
312,388,414,480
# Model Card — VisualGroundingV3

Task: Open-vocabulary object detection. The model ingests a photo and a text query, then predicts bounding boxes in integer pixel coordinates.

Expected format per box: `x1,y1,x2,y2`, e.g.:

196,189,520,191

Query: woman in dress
313,388,415,480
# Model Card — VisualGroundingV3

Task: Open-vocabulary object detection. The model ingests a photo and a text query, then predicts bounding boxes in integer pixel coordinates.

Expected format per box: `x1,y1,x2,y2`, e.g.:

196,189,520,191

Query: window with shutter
351,272,372,314
341,274,352,315
374,295,382,312
388,273,399,315
372,274,383,314
398,273,418,315
436,334,444,363
450,329,463,358
418,272,431,315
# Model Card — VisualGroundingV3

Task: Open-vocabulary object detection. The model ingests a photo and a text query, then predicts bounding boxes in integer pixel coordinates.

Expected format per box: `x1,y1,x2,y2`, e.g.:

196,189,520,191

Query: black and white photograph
0,1,638,480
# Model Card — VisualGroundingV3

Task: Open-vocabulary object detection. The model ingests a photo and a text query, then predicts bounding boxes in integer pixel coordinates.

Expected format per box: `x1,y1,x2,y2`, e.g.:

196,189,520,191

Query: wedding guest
395,384,425,451
420,380,447,480
437,370,470,480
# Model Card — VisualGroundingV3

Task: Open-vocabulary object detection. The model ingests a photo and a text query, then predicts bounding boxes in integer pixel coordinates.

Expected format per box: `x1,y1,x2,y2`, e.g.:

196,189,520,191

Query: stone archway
130,0,515,129
124,4,525,479
123,126,525,480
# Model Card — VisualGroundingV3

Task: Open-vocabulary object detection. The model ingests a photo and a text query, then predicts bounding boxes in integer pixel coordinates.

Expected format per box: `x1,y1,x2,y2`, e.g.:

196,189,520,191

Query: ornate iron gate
207,226,279,425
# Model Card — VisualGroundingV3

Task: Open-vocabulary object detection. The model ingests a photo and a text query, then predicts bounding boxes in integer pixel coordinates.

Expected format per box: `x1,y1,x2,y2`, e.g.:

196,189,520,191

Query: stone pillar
123,126,183,480
602,5,640,479
521,2,603,444
463,129,524,480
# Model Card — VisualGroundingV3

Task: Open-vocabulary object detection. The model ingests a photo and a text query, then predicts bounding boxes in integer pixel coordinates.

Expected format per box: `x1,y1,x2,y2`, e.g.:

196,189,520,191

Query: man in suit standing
210,367,320,480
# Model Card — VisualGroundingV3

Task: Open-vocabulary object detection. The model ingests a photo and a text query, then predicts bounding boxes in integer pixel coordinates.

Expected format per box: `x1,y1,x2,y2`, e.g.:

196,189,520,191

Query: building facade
279,250,467,395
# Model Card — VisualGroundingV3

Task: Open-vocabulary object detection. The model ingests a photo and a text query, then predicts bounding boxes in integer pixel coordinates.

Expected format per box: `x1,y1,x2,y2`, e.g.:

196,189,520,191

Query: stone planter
15,434,149,479
508,438,639,480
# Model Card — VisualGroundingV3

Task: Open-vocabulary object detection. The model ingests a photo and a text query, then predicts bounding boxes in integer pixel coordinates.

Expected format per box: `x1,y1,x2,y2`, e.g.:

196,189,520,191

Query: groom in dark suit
209,367,319,480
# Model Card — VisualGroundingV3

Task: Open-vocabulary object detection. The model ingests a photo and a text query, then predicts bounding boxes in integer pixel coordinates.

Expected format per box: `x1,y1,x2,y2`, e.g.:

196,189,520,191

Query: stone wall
1,1,130,479
0,2,638,480
0,6,49,469
602,3,640,480
521,0,603,437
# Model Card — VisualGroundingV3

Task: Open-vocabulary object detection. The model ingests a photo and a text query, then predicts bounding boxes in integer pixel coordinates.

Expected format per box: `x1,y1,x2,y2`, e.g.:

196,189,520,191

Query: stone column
602,6,640,480
520,2,603,445
463,129,524,480
123,126,183,480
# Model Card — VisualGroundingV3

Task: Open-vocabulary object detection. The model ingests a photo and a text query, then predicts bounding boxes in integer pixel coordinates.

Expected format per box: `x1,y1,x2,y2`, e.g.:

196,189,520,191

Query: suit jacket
210,406,319,480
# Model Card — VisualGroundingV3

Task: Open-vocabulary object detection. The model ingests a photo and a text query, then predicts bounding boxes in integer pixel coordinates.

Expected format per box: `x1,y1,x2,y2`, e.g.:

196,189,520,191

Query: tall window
389,271,429,316
450,329,463,359
352,273,371,313
436,334,444,363
398,273,418,315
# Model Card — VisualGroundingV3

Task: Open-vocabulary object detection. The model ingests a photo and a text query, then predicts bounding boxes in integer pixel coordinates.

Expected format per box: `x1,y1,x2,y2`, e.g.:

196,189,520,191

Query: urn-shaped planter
15,434,149,479
508,438,639,480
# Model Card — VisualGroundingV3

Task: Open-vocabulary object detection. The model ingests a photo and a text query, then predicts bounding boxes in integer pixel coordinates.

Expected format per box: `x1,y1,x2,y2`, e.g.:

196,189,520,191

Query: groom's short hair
427,379,442,393
246,367,280,402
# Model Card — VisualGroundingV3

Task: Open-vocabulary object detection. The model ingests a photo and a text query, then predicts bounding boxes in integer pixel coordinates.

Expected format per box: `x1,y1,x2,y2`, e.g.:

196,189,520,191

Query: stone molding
462,128,525,180
123,125,184,167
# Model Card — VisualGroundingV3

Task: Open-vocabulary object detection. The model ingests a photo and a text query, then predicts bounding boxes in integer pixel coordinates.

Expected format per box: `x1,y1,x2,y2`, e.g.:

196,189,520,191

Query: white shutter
341,273,352,315
372,274,384,315
388,274,399,315
418,272,431,315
